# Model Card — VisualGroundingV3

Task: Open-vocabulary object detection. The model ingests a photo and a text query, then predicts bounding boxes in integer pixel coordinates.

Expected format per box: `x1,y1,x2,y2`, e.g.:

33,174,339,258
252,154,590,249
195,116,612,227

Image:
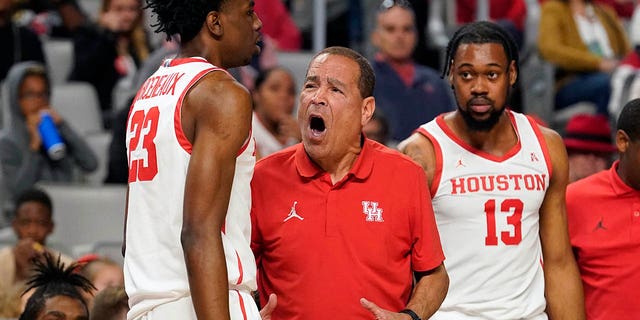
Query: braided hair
144,0,228,42
19,253,95,320
441,21,519,85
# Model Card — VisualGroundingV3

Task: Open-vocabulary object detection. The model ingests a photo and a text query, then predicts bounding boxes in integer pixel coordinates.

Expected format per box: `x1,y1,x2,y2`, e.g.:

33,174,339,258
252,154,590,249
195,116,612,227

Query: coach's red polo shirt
251,138,444,320
566,161,640,319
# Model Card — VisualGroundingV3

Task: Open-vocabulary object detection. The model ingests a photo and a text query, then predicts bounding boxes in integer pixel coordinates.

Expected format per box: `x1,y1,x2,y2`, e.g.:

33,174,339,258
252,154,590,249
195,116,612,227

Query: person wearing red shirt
456,0,526,47
251,46,448,320
566,98,640,320
254,0,301,51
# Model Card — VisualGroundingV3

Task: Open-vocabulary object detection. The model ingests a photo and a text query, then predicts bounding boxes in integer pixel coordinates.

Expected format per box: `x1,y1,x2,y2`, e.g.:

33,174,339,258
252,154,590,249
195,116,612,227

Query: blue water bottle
38,112,66,160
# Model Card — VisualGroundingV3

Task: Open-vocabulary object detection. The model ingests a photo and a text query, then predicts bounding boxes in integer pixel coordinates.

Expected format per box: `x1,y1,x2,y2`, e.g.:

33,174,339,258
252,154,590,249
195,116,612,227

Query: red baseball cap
563,114,617,153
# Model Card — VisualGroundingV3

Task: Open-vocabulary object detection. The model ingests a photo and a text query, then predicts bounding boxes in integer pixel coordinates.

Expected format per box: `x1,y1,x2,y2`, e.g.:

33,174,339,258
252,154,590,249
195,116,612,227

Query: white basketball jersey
419,111,550,320
124,57,257,319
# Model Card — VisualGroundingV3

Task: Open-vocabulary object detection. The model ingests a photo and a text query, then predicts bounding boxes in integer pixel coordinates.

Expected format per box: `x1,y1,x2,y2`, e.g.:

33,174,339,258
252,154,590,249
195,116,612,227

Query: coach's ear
206,11,223,37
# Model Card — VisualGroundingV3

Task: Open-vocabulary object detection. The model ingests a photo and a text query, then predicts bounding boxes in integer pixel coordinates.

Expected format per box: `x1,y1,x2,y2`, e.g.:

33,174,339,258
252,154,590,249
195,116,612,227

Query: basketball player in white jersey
123,0,275,319
400,22,585,319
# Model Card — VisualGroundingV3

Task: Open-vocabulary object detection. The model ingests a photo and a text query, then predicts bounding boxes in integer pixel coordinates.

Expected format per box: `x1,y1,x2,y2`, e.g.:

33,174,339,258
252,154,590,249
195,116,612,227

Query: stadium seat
82,132,113,185
51,81,103,135
38,183,126,258
42,38,74,85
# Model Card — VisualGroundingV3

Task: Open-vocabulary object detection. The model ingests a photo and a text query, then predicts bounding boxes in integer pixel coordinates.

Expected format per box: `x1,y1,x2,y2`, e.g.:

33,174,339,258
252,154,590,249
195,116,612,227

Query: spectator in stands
563,113,616,182
0,0,45,81
0,62,97,203
252,67,299,159
363,111,391,146
254,0,301,51
291,0,350,49
620,3,640,69
0,188,74,299
456,0,527,49
538,0,631,117
90,286,128,320
76,254,124,309
19,252,93,320
595,0,635,18
371,0,454,143
565,98,640,319
11,0,86,38
0,285,22,317
68,0,150,128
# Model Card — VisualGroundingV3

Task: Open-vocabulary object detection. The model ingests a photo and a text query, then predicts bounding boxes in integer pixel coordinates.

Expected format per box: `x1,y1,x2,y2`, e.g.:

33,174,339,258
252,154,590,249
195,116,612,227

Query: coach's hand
360,298,413,320
260,293,277,320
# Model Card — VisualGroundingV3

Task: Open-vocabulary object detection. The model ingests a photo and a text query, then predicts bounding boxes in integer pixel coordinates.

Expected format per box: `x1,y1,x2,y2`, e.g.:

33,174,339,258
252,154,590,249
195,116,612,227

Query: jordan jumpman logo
593,217,607,231
283,201,304,222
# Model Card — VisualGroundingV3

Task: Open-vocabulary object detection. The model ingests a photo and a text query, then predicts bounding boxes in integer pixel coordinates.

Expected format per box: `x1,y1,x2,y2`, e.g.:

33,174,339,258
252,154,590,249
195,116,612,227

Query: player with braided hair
124,0,274,319
19,253,94,320
400,21,585,319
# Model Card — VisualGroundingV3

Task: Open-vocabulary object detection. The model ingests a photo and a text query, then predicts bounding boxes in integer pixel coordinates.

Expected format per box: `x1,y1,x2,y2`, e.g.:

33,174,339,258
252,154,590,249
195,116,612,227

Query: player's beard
458,102,504,132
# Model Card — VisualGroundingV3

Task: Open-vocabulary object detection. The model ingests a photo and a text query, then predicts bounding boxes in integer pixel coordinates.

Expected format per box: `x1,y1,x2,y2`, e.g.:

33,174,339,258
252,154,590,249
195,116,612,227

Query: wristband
399,309,421,320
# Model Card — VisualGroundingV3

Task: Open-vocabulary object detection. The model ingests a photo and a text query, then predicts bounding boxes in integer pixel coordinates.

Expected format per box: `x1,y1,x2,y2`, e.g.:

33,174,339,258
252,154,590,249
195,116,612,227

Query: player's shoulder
519,112,563,147
566,170,608,199
197,70,249,96
369,140,425,174
186,70,251,115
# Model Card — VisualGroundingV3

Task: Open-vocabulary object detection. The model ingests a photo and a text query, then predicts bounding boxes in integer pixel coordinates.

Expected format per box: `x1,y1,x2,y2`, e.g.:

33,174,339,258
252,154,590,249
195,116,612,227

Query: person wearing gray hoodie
0,62,97,207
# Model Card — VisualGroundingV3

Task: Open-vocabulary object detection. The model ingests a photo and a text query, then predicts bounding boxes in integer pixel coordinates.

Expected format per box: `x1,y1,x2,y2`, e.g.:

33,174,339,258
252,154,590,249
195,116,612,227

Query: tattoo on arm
403,143,429,172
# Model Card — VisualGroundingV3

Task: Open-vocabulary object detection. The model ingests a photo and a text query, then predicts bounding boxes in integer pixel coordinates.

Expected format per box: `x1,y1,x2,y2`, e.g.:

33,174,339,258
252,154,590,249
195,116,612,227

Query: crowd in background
0,0,639,318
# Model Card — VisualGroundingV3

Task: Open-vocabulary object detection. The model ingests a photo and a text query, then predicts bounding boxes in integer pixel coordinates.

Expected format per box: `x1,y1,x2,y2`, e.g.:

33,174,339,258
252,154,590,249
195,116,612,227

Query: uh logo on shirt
362,201,384,222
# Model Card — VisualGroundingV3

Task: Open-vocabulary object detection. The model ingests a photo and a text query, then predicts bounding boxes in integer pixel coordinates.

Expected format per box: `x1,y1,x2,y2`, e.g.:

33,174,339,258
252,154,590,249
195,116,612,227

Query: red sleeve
503,0,527,30
411,165,445,272
250,178,263,265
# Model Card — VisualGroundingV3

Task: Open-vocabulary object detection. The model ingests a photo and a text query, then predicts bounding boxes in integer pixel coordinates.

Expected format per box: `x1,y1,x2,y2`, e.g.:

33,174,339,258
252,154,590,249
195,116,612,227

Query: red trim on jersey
526,115,553,178
233,290,248,320
173,68,220,154
166,57,208,67
237,128,253,157
435,112,522,163
234,251,244,285
415,127,443,197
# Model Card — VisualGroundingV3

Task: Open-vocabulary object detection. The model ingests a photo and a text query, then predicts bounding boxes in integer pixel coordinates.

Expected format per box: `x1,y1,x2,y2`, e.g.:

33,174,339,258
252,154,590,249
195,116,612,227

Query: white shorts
132,290,260,320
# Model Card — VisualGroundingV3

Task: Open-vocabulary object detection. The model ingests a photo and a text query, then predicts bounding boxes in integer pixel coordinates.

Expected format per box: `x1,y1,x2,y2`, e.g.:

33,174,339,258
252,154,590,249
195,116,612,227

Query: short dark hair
21,65,51,97
145,0,228,42
254,66,294,91
311,46,375,98
19,253,94,320
14,188,53,218
442,21,519,85
617,98,640,141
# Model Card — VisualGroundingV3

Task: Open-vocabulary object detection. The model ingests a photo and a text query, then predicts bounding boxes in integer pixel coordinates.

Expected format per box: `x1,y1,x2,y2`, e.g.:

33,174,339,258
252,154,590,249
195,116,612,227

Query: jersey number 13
484,199,523,246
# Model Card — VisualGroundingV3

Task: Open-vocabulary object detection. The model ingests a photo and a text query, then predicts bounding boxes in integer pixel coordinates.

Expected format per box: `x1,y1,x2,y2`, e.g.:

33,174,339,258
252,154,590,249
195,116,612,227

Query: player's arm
405,264,448,318
122,185,129,256
181,73,252,320
538,126,585,320
399,133,437,186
